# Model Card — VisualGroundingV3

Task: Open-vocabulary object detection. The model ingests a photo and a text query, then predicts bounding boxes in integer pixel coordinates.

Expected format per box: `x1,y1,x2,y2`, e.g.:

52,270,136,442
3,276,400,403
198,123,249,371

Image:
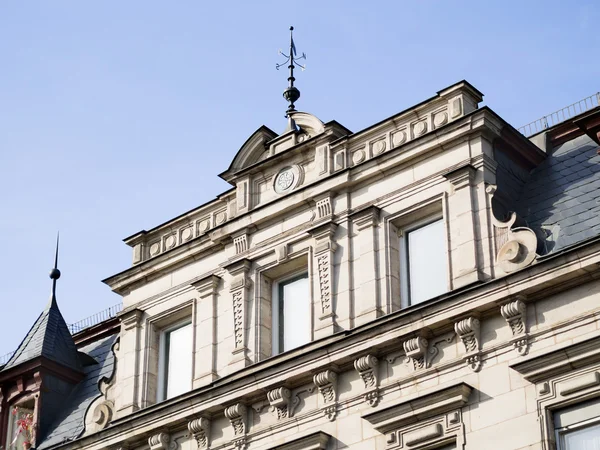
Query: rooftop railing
0,303,122,365
518,92,600,137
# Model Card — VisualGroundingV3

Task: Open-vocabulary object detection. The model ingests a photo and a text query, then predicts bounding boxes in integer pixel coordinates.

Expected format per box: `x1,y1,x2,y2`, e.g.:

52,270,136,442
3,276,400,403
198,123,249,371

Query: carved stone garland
148,432,177,450
313,370,338,421
309,223,338,329
454,317,482,372
188,417,211,449
500,297,529,355
224,403,247,450
224,259,252,366
354,355,380,407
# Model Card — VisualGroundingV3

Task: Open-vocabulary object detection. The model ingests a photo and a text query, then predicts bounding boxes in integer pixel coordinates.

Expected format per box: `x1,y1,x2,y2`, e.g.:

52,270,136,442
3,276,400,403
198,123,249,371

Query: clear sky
0,1,598,356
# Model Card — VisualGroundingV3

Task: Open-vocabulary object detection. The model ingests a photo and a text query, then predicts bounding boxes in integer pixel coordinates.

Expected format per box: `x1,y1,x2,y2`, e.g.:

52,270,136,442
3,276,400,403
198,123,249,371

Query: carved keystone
148,432,176,450
267,387,296,420
354,355,380,407
188,417,211,449
454,317,482,372
500,297,529,355
313,370,338,421
403,336,429,371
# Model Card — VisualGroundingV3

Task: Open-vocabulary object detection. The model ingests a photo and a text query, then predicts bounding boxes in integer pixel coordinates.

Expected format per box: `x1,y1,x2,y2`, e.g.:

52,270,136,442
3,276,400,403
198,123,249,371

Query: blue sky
0,1,598,356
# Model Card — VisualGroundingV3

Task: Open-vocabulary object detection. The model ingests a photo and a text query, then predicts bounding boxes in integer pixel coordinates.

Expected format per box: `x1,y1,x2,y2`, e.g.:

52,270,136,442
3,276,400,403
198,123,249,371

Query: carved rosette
148,432,176,450
313,370,338,421
354,355,380,407
224,403,247,450
454,317,482,372
500,297,529,355
267,387,296,420
403,337,429,371
188,417,211,449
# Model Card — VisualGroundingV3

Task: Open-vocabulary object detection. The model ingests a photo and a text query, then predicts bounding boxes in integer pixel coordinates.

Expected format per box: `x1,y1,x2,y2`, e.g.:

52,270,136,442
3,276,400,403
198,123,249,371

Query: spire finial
276,26,306,118
49,232,61,306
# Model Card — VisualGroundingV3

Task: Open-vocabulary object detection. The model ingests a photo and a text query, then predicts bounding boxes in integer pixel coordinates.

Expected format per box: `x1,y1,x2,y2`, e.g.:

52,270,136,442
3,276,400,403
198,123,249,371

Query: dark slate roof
38,333,118,450
2,298,81,372
519,134,600,254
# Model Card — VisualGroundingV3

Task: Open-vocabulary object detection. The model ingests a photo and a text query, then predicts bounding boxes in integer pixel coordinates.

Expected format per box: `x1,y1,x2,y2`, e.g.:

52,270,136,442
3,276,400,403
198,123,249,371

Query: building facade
2,79,600,450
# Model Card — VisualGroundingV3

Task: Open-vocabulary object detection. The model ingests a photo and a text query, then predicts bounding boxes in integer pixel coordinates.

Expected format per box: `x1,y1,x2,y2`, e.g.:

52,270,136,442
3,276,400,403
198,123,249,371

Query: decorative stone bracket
313,370,338,421
224,403,247,450
403,337,430,371
267,387,299,420
454,317,482,372
148,432,177,450
500,296,529,356
354,355,380,407
188,417,211,449
487,185,537,274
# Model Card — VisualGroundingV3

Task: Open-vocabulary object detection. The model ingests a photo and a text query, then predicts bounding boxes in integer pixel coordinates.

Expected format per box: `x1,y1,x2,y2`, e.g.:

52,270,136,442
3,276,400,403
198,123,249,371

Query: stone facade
5,80,600,450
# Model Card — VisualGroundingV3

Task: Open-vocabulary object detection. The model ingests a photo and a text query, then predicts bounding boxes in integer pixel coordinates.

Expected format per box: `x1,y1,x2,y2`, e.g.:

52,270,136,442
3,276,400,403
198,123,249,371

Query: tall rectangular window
6,401,34,449
272,273,310,355
158,322,192,401
555,398,600,449
401,218,448,305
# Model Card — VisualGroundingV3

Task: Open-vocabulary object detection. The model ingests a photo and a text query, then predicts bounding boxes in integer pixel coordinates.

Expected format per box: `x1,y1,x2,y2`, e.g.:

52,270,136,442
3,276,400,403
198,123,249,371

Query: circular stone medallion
274,165,302,194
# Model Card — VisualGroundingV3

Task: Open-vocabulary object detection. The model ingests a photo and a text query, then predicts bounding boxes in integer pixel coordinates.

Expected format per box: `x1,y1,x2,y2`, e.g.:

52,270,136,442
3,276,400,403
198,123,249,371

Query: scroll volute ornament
454,317,482,372
188,417,211,449
486,185,537,273
313,370,338,421
148,432,176,450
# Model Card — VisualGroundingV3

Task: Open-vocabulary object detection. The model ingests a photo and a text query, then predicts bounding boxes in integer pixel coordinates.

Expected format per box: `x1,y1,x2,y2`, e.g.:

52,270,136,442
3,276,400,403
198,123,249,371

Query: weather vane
277,26,306,117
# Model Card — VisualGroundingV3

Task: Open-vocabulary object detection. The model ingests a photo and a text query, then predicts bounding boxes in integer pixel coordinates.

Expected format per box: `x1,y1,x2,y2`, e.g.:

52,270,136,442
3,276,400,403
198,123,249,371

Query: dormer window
399,217,449,306
272,273,310,354
158,321,192,401
6,400,35,449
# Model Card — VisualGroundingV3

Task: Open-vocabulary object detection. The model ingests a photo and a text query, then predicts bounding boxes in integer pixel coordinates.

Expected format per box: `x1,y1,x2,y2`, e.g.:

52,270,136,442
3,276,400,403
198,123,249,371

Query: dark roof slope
519,134,600,254
38,333,117,449
2,298,81,372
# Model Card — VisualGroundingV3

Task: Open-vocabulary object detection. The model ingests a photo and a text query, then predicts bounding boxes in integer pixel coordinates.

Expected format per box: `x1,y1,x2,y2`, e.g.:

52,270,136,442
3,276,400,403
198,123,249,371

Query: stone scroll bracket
486,184,538,274
500,295,529,356
308,222,339,339
148,432,177,450
224,403,247,450
454,317,482,372
188,417,211,450
354,355,380,407
223,259,253,369
267,386,299,420
313,369,339,422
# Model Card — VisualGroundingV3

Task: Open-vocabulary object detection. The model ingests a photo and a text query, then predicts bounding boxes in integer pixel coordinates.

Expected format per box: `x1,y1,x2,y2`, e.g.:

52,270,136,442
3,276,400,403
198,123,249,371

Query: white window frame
272,270,310,356
157,320,193,402
554,397,600,449
399,214,449,307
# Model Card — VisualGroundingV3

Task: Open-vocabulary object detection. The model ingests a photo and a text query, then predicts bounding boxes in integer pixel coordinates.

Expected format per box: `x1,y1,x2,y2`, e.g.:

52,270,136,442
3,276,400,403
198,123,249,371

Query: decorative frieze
454,317,482,372
233,235,248,254
267,387,296,420
188,417,211,449
354,355,380,407
148,432,176,450
313,370,338,421
224,403,247,449
500,296,529,355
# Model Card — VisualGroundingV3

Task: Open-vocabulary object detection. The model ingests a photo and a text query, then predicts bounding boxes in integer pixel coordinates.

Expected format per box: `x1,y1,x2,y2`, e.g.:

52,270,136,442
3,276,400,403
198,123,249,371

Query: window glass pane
408,219,447,305
561,422,600,449
281,275,310,352
6,404,34,449
165,323,192,399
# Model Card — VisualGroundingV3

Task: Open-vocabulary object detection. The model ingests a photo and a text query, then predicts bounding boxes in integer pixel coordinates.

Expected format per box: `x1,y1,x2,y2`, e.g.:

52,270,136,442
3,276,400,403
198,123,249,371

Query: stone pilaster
223,259,252,369
191,274,221,386
351,206,382,326
308,223,338,339
116,309,142,415
444,165,483,289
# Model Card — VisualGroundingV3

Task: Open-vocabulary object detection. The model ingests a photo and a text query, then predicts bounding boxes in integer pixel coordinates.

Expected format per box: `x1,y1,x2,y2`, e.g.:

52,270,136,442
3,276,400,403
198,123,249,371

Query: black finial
276,26,306,118
49,232,61,306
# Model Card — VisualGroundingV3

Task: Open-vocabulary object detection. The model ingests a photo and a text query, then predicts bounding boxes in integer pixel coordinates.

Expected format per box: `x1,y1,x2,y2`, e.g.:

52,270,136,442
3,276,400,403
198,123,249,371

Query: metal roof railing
0,351,14,366
518,92,600,138
67,303,122,334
